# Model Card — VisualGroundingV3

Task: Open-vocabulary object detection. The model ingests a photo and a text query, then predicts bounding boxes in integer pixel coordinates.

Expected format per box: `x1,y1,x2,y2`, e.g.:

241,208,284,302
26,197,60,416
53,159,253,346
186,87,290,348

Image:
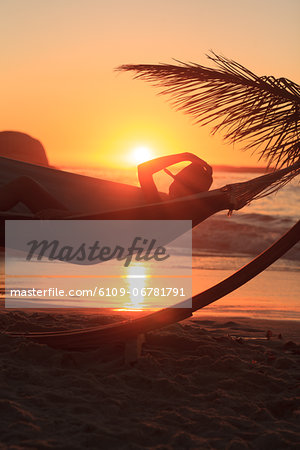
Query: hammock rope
220,160,300,212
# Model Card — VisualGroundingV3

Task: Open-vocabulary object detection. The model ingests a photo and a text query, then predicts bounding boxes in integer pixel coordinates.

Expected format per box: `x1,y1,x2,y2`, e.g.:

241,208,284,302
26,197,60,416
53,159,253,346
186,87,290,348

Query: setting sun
131,146,153,164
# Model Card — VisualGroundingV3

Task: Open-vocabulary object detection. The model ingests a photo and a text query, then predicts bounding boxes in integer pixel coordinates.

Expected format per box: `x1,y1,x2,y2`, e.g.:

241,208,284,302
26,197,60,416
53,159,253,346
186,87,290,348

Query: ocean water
2,166,299,320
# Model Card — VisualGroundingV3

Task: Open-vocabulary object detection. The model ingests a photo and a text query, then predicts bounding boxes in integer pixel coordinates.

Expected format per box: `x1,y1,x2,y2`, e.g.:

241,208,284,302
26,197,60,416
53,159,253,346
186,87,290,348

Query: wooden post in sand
124,334,146,364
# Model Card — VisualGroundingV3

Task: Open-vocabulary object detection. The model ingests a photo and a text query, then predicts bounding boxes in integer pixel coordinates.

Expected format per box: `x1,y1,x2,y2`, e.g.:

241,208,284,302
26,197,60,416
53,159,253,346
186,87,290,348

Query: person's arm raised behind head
138,153,195,175
138,153,193,203
138,152,212,202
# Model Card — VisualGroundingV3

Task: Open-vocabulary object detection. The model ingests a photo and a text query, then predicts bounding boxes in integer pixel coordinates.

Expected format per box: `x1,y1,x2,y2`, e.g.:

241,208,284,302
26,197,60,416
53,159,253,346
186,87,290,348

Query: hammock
3,157,300,357
1,157,299,227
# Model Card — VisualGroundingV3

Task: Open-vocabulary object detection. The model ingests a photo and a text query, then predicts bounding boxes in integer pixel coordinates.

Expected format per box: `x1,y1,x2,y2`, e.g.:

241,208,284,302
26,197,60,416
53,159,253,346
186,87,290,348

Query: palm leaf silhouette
117,53,300,171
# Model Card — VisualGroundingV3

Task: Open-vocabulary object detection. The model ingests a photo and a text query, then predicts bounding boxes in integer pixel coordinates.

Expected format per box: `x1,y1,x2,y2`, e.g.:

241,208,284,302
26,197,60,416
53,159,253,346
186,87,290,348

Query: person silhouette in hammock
0,152,212,217
138,152,213,203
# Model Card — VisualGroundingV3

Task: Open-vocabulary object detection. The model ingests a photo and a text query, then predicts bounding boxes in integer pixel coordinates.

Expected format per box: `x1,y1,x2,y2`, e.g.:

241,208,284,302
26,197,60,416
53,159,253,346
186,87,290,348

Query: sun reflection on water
121,263,149,311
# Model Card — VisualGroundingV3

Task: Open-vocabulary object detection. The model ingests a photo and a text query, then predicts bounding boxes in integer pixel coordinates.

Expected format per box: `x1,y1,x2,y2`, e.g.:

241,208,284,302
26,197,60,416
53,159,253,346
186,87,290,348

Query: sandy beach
0,310,299,449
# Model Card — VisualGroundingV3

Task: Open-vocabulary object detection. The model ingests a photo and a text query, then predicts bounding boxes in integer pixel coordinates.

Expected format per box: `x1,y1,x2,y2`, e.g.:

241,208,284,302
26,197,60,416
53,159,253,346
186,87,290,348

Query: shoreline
1,306,299,343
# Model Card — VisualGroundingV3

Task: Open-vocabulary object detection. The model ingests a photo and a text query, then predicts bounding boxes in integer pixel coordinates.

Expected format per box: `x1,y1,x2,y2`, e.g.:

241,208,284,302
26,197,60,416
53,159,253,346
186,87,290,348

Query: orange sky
1,1,299,170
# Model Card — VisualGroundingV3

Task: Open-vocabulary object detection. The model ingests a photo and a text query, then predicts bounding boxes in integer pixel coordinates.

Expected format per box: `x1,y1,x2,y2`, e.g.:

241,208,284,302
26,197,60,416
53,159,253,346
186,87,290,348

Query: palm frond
117,53,300,170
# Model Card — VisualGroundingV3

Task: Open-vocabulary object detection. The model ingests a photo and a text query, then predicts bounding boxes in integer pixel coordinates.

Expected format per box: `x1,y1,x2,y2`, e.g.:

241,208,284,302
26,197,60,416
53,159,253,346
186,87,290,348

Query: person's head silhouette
166,163,213,198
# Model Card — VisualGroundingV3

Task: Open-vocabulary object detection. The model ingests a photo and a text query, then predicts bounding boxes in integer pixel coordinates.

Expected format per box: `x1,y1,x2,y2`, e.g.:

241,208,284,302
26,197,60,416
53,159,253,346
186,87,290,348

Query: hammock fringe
224,160,300,211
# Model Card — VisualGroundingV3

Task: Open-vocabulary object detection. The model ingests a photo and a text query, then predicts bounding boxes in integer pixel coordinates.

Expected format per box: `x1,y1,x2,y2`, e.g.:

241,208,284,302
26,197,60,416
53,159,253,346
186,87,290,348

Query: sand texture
0,311,299,449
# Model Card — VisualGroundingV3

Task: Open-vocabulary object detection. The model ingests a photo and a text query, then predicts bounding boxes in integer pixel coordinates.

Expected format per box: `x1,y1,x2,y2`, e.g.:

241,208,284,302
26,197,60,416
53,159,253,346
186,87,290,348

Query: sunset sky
1,0,299,170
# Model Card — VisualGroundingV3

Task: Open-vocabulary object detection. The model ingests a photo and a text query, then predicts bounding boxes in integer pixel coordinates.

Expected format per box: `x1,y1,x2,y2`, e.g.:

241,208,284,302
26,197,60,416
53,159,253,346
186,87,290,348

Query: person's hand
184,152,205,164
35,209,71,219
183,152,196,159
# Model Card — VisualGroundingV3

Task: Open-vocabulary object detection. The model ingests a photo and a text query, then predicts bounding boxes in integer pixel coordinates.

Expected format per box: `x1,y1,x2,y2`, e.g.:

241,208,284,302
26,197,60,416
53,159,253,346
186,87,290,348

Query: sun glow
131,146,153,164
